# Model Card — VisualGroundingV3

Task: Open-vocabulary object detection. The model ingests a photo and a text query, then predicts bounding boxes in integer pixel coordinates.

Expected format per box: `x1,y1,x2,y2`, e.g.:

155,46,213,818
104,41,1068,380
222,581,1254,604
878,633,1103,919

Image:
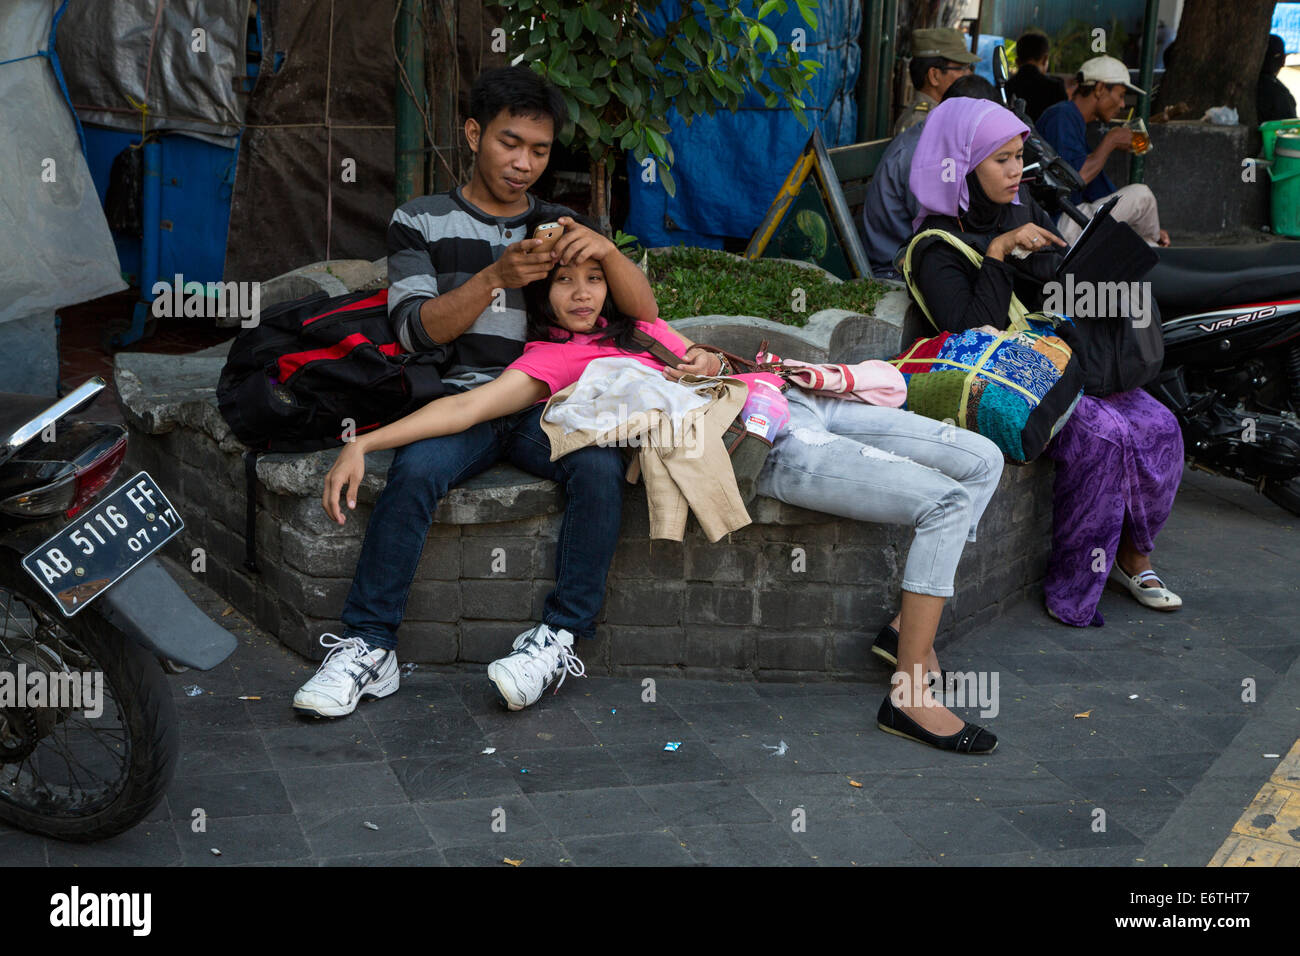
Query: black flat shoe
876,696,998,754
870,623,900,665
872,624,957,691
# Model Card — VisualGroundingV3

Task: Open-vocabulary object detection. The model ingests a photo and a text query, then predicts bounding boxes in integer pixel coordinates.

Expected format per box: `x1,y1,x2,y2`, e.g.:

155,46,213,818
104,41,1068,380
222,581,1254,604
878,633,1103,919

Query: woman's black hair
522,215,643,351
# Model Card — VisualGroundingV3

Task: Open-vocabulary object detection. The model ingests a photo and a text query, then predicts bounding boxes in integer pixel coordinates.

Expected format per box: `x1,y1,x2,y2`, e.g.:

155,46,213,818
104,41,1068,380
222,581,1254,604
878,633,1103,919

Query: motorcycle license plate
21,472,184,617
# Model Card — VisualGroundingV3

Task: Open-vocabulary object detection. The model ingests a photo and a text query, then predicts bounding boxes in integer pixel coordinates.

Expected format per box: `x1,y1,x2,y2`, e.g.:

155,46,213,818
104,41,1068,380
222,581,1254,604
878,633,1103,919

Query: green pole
874,0,897,139
858,0,882,142
1130,0,1159,184
395,0,426,205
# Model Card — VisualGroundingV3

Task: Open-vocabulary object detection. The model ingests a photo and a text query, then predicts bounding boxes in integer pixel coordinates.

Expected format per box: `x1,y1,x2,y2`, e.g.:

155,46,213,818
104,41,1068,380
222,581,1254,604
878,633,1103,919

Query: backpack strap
902,228,1034,333
629,327,686,368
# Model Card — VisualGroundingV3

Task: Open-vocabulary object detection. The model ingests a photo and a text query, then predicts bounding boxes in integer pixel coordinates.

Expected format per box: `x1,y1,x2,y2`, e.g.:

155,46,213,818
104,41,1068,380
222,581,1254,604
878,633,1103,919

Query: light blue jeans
756,391,1004,597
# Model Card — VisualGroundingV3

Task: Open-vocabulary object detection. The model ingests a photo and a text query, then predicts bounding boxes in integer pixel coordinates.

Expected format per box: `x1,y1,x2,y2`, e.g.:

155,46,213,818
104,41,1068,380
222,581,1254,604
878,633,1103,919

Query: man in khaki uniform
895,28,979,134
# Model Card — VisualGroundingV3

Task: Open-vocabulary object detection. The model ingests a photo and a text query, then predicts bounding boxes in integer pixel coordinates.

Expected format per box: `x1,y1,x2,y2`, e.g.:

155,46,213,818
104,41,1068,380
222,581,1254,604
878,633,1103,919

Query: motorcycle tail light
0,469,78,517
64,433,128,519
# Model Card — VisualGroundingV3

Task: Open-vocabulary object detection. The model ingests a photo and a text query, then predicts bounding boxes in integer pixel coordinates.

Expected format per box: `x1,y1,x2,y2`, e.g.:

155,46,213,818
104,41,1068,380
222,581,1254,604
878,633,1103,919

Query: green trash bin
1260,119,1300,163
1270,133,1300,238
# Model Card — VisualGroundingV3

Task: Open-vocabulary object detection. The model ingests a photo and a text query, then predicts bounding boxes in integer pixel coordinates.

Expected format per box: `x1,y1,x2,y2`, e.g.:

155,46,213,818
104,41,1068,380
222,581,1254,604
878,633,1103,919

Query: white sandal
1109,563,1182,610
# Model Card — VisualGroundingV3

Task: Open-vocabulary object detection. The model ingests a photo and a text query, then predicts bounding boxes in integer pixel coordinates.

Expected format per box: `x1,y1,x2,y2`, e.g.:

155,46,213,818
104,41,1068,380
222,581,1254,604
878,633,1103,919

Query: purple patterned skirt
1042,388,1185,626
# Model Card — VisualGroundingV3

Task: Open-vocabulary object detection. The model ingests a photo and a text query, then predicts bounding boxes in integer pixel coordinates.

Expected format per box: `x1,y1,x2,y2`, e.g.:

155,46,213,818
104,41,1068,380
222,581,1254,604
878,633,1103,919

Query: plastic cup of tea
1128,117,1152,156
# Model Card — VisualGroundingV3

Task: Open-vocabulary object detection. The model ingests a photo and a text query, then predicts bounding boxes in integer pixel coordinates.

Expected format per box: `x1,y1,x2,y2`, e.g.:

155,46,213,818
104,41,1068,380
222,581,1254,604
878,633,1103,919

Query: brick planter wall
117,351,1055,682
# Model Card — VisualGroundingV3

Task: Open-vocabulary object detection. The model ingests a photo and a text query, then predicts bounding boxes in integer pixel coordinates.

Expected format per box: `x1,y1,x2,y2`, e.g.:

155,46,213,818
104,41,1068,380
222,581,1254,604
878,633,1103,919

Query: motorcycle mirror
993,45,1010,89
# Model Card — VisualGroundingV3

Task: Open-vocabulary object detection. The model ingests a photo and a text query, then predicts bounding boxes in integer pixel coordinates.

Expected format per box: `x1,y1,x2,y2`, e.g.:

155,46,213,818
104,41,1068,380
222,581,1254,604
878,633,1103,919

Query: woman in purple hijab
905,97,1185,627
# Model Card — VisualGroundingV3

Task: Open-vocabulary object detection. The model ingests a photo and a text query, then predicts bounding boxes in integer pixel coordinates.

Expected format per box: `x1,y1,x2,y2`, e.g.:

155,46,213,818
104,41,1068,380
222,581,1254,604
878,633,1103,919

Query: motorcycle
992,47,1300,516
1,376,237,841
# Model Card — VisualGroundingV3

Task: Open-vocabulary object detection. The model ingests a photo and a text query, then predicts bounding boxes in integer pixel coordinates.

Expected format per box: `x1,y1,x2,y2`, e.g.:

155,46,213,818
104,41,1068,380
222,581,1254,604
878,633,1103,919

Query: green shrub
645,246,889,327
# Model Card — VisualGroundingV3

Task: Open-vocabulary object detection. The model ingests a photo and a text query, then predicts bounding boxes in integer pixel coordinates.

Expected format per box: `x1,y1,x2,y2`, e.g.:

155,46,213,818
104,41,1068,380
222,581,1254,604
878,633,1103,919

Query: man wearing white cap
1038,55,1171,246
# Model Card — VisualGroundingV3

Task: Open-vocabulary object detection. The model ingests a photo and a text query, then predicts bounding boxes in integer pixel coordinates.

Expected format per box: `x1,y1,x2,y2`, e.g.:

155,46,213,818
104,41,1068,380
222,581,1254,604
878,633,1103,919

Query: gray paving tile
356,678,468,722
566,676,671,712
762,696,876,735
1177,715,1249,750
318,847,448,866
1139,678,1249,716
890,804,1042,857
498,746,632,793
573,707,704,746
440,838,572,867
1040,756,1186,803
370,714,488,760
941,762,1081,807
177,694,256,733
281,762,408,812
474,707,598,750
636,781,774,827
174,813,312,866
753,681,864,699
995,804,1142,850
45,820,182,867
298,804,434,857
177,730,273,776
528,788,663,838
745,772,880,820
1138,751,1219,794
791,813,927,865
987,649,1106,685
391,754,523,804
602,741,732,786
563,829,698,866
669,699,784,734
262,720,386,769
860,769,986,810
0,829,49,865
1043,846,1142,865
702,732,836,777
674,823,817,866
416,795,549,848
167,769,291,819
649,677,763,706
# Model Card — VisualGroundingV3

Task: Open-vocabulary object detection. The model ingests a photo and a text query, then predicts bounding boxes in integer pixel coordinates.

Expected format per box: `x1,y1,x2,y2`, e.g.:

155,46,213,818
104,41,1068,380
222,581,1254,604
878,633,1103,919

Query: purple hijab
908,98,1029,231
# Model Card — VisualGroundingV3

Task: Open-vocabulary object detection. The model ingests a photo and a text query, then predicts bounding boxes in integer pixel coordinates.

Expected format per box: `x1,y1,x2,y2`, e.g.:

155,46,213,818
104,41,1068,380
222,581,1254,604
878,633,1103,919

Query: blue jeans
340,404,624,650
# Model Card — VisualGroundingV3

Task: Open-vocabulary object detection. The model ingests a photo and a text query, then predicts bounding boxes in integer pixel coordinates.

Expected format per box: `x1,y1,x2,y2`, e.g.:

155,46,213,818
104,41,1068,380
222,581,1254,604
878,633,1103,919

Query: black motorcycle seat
1149,243,1300,319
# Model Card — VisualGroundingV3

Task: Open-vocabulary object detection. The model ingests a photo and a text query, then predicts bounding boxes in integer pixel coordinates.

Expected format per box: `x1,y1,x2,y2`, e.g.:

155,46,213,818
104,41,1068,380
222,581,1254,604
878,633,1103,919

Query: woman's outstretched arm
321,369,548,524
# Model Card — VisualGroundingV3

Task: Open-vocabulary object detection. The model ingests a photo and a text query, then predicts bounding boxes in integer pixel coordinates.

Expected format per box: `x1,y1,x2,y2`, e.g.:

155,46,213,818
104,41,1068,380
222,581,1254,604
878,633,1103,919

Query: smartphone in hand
529,221,563,255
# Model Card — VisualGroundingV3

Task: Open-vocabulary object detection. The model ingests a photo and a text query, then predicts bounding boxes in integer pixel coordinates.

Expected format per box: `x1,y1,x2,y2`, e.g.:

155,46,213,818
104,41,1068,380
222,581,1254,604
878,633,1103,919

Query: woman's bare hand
988,223,1066,261
322,441,367,525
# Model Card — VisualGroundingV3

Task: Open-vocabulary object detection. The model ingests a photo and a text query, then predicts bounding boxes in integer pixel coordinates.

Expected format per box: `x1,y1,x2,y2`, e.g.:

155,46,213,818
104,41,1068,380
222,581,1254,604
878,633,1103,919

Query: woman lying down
322,252,1006,755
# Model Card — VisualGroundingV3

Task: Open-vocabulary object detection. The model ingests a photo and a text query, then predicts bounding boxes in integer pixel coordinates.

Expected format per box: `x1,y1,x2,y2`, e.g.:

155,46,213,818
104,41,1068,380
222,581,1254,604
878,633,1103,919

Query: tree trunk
1155,0,1276,129
588,154,613,237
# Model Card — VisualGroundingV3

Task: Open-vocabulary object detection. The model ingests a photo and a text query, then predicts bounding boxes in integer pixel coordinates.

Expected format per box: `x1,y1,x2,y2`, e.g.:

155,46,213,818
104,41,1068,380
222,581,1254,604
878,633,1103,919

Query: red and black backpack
217,289,452,453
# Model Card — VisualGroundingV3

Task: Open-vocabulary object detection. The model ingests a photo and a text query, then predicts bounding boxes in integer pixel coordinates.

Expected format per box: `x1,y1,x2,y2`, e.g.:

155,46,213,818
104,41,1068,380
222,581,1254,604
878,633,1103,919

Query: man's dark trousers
340,404,625,649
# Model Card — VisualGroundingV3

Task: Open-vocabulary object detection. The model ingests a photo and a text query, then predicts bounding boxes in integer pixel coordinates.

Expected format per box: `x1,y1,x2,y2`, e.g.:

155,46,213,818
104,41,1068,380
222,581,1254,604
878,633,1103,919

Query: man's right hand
1103,126,1134,153
490,238,557,289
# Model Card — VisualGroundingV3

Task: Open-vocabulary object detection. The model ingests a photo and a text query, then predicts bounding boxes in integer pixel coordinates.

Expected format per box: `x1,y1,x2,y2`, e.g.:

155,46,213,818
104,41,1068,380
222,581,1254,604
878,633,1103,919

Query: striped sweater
386,187,576,389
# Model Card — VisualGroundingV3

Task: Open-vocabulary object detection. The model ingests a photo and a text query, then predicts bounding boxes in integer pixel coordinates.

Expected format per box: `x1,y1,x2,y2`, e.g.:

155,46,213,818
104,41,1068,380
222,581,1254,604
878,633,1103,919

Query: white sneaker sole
293,671,400,718
486,662,530,712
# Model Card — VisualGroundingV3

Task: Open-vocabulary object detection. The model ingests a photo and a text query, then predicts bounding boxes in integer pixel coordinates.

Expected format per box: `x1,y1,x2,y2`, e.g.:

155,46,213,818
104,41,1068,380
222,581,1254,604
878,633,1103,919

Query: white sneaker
292,633,399,718
487,624,585,711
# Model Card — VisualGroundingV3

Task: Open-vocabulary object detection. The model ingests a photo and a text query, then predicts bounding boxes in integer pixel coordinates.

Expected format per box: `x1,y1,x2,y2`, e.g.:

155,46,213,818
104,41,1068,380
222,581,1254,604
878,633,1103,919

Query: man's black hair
1265,34,1287,74
942,74,998,103
909,55,949,91
1015,32,1050,65
469,66,566,134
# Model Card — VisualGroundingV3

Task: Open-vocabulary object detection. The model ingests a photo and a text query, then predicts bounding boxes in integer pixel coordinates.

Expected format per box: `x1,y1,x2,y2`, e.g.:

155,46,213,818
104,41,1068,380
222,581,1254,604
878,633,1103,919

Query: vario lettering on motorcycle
1196,305,1276,334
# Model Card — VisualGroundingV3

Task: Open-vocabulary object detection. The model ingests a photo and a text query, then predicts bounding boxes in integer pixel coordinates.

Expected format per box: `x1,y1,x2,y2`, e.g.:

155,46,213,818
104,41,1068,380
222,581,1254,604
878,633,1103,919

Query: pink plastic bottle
741,376,789,442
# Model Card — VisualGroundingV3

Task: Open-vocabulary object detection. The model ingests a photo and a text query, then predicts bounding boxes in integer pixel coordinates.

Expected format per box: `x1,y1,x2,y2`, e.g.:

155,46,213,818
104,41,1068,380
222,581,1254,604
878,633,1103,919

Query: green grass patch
645,246,890,327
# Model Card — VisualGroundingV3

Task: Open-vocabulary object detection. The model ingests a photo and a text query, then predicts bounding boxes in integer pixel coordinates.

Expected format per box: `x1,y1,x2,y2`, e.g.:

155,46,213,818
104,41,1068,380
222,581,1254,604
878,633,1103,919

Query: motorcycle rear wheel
0,556,179,842
1263,477,1300,517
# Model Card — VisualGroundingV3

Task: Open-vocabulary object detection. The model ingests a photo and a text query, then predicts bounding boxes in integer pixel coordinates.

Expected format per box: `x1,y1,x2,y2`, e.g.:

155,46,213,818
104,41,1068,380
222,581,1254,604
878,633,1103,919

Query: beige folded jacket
542,372,751,542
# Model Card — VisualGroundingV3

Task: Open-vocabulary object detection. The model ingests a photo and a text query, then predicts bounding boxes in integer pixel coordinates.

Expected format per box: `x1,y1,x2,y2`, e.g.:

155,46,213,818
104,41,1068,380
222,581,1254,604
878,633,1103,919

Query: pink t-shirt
509,318,780,397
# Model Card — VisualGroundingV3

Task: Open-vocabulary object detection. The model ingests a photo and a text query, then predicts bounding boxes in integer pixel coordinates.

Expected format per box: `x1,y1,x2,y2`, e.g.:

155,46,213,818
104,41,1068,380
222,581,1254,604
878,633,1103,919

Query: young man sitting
1037,55,1171,247
293,66,659,718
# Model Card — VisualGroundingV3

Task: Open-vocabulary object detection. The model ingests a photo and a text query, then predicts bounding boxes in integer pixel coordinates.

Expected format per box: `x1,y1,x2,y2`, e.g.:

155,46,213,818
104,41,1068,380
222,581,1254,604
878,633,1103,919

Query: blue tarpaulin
1274,3,1300,53
624,0,861,249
